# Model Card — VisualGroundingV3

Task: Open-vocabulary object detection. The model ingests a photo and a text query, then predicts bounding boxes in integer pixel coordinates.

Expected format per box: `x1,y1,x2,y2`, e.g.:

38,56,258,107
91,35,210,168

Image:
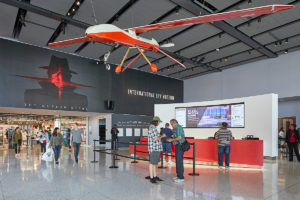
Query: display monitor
175,103,245,128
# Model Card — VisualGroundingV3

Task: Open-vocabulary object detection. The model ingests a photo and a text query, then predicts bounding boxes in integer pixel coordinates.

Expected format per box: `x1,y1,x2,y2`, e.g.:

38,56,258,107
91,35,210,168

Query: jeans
218,146,230,167
53,145,61,162
175,144,184,179
73,142,81,161
287,142,300,161
111,138,118,150
41,143,46,153
14,140,22,154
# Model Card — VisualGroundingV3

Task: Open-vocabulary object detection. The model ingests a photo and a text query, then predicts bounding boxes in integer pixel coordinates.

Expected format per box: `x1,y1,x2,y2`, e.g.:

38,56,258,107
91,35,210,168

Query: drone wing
125,5,294,34
48,36,92,47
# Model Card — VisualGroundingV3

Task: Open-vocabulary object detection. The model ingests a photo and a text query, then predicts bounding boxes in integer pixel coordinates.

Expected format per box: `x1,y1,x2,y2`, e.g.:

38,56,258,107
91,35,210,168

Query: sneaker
168,160,173,165
173,177,179,180
219,166,223,169
154,177,164,182
15,154,18,158
225,166,230,170
150,178,158,184
145,176,151,180
174,178,184,183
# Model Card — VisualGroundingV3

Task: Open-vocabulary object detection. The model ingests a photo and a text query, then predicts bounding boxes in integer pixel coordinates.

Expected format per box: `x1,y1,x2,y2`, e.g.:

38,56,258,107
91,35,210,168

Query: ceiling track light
248,0,252,5
248,50,252,55
216,48,220,52
284,49,288,54
274,42,278,47
285,38,289,43
257,17,262,23
175,7,180,15
72,8,76,12
247,21,251,27
76,1,81,6
279,41,282,45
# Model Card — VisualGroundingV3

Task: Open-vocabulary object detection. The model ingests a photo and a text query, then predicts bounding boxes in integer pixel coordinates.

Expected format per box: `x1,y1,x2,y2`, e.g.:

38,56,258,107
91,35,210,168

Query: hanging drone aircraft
49,5,294,73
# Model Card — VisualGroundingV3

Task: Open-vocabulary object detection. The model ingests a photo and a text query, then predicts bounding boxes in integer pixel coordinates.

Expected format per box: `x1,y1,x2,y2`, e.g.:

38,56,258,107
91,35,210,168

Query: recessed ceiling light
72,8,76,12
216,48,220,52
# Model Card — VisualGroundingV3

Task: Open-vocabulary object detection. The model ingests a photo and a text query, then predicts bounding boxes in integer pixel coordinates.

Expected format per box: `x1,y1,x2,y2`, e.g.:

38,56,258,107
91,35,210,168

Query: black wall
0,38,183,116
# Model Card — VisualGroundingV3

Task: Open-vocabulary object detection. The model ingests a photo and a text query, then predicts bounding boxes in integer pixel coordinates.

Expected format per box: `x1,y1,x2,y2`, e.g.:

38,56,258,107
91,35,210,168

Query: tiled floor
0,146,299,200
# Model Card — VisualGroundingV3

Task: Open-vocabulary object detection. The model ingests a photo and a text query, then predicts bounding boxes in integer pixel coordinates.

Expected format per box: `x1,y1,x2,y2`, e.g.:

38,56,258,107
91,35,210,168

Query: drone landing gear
115,47,157,73
103,43,119,71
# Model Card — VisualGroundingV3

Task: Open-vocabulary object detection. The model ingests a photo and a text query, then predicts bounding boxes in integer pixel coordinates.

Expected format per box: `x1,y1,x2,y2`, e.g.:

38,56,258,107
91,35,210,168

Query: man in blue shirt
160,123,173,165
167,119,185,183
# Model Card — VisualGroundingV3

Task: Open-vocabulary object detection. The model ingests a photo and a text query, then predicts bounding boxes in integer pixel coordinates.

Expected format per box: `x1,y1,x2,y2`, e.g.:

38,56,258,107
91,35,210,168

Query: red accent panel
48,36,92,47
129,138,263,166
126,5,294,34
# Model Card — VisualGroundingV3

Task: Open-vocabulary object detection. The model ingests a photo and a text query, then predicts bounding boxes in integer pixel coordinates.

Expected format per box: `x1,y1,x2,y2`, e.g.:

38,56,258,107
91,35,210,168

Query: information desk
129,138,263,166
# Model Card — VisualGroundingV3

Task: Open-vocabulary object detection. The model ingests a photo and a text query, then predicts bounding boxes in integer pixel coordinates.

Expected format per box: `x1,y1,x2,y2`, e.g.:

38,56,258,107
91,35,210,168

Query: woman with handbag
49,127,63,165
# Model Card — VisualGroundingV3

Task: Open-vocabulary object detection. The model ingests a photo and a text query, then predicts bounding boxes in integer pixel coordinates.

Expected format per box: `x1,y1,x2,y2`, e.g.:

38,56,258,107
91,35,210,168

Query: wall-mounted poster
126,128,133,137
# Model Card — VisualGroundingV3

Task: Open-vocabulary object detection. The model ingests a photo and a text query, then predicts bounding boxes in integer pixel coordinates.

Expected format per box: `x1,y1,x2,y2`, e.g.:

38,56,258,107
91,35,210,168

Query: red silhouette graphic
17,65,93,101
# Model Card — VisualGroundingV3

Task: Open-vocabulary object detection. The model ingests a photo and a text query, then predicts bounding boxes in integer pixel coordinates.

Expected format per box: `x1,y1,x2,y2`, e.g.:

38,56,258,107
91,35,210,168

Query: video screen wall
175,103,245,128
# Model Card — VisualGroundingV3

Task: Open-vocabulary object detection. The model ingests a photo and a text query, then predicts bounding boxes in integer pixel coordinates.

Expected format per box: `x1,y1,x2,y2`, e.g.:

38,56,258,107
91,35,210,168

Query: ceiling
0,0,299,80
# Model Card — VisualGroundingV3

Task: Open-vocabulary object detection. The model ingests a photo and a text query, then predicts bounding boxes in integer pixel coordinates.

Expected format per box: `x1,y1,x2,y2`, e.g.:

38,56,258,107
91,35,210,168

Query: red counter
129,138,263,166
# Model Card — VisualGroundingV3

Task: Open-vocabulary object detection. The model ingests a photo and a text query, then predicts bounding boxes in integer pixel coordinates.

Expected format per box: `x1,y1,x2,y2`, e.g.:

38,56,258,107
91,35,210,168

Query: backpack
181,139,190,152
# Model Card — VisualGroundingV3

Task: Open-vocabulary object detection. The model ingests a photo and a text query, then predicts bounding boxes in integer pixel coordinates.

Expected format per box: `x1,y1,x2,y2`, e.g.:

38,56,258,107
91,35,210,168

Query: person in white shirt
37,127,48,154
278,127,286,153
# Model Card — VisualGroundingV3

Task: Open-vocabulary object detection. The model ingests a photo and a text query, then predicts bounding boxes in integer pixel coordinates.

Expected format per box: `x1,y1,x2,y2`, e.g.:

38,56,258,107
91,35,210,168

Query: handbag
181,139,190,152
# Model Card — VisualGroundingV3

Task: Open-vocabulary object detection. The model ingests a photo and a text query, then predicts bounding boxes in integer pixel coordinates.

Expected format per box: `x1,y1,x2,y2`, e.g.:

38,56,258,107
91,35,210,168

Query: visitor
50,127,63,165
285,124,300,162
12,127,22,158
278,127,286,153
37,127,48,154
111,124,119,150
167,119,185,183
215,122,233,169
70,123,84,163
148,116,165,184
160,123,173,165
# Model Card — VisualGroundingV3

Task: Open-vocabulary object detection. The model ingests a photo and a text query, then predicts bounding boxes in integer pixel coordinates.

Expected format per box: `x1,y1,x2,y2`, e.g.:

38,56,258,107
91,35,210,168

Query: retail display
48,5,293,73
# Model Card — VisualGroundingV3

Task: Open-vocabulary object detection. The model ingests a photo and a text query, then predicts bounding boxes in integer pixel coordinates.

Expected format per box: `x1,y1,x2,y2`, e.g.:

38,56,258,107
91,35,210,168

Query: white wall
184,50,300,102
155,93,278,157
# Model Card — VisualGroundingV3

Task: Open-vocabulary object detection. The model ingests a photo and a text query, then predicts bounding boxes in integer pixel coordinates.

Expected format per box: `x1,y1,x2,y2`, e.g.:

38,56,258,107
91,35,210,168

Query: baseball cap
153,116,162,122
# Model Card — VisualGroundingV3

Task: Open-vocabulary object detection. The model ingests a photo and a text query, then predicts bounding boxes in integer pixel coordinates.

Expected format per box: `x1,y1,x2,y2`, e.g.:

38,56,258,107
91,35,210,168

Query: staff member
111,124,119,150
167,119,185,183
285,124,300,162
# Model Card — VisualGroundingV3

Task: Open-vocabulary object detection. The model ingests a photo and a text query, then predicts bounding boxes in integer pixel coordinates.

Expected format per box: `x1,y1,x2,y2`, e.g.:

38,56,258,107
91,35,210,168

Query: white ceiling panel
204,42,251,63
211,50,262,68
73,0,129,25
253,20,300,44
53,24,85,52
166,23,221,52
225,0,294,27
206,0,240,11
19,12,59,46
78,42,110,60
141,8,194,42
31,0,73,15
0,3,18,37
180,34,237,58
113,0,176,29
266,35,300,52
238,1,300,36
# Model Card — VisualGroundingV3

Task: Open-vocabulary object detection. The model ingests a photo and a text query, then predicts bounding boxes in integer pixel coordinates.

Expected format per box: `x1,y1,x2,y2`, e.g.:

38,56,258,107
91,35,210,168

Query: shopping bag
42,148,53,162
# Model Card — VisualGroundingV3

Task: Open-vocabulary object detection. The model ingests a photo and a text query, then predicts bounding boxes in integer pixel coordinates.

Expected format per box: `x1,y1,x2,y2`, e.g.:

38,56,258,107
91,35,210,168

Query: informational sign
134,128,141,136
175,103,245,128
231,104,245,127
126,128,133,137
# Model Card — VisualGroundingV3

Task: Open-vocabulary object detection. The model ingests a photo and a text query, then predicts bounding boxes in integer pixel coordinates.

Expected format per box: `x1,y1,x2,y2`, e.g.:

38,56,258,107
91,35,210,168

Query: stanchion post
188,143,199,176
109,142,119,168
158,151,167,169
91,139,98,163
131,142,138,163
115,139,120,160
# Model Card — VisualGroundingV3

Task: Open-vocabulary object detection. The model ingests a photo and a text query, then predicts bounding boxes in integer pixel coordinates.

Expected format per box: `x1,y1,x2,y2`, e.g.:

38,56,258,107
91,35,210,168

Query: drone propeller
160,43,175,48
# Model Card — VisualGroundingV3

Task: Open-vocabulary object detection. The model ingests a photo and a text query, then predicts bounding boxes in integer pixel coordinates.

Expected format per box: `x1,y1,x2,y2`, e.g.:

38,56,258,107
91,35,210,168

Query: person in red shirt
285,124,300,162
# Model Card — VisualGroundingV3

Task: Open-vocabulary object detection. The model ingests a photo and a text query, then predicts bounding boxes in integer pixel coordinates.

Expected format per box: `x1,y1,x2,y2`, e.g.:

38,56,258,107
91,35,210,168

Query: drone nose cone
150,64,158,72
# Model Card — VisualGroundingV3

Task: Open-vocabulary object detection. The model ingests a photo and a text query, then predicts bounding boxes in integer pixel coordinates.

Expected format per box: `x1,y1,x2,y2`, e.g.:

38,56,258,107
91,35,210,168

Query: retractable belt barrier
91,139,199,176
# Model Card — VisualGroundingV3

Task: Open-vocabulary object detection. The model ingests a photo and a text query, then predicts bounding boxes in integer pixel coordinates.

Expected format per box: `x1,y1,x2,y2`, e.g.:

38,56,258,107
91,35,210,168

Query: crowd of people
11,123,84,164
